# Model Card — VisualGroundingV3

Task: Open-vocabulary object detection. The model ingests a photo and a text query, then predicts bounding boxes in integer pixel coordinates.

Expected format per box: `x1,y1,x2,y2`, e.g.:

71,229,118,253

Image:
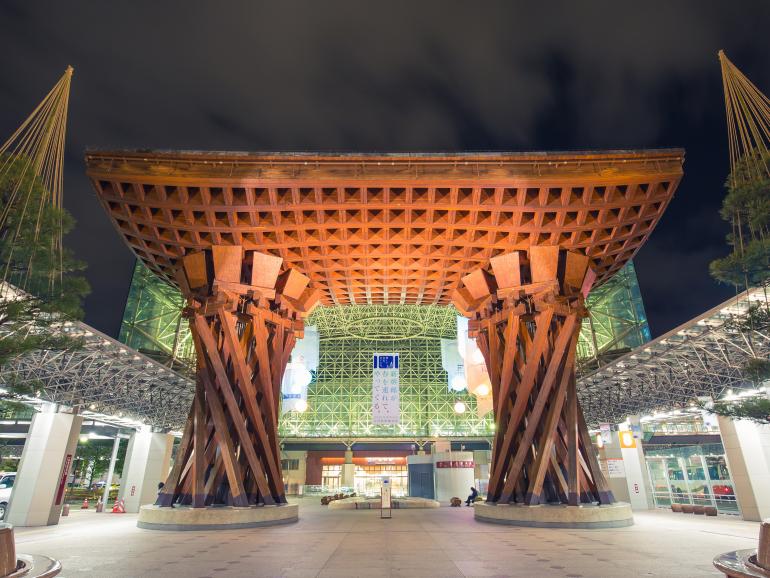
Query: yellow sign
618,430,637,449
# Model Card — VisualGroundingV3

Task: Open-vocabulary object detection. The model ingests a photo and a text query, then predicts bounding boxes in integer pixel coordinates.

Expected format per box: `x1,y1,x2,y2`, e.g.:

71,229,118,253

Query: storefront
319,456,408,496
644,443,739,515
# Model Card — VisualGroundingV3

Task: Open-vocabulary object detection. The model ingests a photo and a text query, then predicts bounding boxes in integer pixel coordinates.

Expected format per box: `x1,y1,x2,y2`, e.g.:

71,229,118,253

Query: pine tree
0,156,89,390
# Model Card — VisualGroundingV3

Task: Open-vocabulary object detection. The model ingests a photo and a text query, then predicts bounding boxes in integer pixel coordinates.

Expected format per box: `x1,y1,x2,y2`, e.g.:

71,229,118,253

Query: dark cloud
1,0,768,336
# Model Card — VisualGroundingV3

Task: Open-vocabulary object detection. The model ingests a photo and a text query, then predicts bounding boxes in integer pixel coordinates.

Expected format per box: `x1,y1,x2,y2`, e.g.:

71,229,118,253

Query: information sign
380,477,392,519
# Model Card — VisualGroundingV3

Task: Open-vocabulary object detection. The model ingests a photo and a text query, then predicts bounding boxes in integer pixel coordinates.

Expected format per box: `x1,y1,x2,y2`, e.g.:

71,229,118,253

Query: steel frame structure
576,261,650,374
578,286,770,426
0,312,193,431
281,304,492,439
119,260,194,374
116,261,651,436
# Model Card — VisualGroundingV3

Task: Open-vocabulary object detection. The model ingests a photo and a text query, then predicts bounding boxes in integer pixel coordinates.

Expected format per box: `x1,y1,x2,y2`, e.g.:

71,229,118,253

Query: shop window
281,459,300,471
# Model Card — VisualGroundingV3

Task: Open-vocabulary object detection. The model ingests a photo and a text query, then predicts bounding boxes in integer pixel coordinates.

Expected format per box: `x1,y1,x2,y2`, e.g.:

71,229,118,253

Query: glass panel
712,482,739,513
644,443,741,515
684,454,706,481
667,458,689,503
706,456,731,481
647,460,670,495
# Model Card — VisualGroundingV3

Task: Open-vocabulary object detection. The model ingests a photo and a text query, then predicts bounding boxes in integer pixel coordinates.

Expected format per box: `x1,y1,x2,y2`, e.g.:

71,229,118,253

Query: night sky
1,2,768,339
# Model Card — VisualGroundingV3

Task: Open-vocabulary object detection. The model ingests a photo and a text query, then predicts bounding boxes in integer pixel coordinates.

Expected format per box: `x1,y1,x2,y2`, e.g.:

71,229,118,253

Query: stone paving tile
12,497,761,577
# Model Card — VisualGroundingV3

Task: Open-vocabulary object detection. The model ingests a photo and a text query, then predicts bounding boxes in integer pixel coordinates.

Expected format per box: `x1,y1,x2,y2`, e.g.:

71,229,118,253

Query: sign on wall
600,457,627,478
372,353,399,425
619,430,637,449
55,454,72,506
435,460,474,468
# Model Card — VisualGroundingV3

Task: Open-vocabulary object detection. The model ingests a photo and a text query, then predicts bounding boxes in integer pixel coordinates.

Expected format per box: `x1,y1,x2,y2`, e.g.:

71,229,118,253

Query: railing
651,490,740,515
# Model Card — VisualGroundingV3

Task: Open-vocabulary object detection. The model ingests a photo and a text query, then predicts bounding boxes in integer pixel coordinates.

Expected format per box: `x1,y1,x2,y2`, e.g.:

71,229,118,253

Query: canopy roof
86,149,684,305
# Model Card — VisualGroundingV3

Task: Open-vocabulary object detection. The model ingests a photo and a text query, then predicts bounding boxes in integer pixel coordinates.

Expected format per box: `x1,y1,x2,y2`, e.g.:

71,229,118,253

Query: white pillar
598,424,653,510
100,435,123,508
599,436,629,503
617,418,654,510
341,450,355,489
119,428,174,513
718,415,770,521
6,405,83,527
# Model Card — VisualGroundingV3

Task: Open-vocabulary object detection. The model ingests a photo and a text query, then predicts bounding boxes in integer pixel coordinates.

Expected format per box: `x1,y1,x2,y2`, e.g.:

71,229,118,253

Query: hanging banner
280,326,318,413
440,338,466,391
599,423,612,445
372,353,399,425
456,316,492,417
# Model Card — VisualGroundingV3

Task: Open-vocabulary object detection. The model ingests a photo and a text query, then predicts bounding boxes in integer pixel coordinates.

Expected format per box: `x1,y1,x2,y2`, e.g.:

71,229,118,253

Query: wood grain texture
458,248,614,506
86,149,683,306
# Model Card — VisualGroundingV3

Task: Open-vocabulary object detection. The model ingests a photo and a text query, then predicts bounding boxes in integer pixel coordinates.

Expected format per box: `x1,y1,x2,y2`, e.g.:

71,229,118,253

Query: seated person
465,486,479,506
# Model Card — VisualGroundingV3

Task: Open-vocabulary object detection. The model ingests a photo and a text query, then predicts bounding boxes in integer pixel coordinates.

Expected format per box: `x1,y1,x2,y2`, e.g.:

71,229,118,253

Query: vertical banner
281,326,319,413
372,353,400,425
440,338,466,391
599,423,613,445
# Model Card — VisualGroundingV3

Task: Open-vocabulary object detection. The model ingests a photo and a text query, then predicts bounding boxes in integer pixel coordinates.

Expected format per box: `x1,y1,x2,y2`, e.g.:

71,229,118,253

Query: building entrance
354,462,407,497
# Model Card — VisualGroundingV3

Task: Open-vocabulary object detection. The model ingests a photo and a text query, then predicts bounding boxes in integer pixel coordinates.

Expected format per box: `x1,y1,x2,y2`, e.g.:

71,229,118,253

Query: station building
117,259,651,499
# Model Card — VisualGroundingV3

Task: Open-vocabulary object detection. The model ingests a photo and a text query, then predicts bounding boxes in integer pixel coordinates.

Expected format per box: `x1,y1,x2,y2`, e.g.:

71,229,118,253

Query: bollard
759,521,770,571
0,524,15,577
95,499,104,513
61,503,70,517
714,519,770,576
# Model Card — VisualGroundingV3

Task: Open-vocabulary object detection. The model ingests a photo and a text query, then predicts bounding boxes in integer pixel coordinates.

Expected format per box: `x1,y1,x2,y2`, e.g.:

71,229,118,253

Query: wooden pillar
156,246,319,508
452,247,614,506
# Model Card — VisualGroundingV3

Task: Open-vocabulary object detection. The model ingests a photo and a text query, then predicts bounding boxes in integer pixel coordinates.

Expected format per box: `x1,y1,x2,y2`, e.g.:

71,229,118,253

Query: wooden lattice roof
86,149,684,306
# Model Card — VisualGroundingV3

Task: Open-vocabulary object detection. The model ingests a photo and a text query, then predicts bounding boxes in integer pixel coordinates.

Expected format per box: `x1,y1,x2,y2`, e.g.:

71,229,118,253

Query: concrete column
100,435,123,508
341,449,355,489
473,450,491,494
718,415,770,521
7,404,83,526
433,440,451,453
599,437,629,503
618,418,654,510
598,422,652,510
119,428,174,513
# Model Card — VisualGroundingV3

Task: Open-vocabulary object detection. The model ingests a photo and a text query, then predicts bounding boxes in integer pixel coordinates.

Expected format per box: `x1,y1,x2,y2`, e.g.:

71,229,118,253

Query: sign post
380,476,392,519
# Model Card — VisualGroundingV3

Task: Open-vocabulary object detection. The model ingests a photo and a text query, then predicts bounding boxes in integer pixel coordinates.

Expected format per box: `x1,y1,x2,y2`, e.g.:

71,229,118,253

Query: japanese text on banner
372,353,399,425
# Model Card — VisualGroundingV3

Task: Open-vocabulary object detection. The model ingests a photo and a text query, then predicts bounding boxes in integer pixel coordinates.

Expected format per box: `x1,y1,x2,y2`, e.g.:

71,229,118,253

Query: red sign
436,460,474,469
55,454,72,506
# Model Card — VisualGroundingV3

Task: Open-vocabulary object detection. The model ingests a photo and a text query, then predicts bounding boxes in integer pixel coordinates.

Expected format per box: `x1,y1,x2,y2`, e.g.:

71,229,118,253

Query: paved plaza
12,498,760,578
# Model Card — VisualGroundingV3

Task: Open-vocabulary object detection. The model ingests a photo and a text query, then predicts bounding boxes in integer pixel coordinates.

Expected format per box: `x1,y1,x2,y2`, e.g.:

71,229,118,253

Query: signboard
380,477,392,519
435,460,474,468
630,423,643,440
600,457,626,478
372,353,399,425
619,430,637,449
55,454,72,506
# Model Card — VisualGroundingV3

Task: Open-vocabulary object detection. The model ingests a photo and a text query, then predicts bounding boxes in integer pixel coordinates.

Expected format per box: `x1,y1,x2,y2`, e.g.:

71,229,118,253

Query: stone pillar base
137,504,298,531
474,502,633,529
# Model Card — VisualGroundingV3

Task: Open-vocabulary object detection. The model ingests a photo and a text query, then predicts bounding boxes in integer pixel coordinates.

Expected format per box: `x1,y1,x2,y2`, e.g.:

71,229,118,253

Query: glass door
647,459,671,507
322,465,341,492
